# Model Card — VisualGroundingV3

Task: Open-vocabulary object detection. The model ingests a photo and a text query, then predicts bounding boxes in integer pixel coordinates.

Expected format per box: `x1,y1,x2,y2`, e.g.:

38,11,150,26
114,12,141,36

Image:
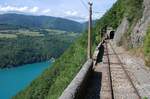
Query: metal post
87,2,92,59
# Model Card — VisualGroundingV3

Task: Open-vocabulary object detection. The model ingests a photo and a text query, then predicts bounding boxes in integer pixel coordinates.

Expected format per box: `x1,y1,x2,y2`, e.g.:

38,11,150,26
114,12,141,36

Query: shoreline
0,58,55,70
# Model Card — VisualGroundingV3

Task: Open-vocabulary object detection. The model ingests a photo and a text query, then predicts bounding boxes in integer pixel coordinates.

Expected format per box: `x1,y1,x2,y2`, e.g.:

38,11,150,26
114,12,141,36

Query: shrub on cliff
144,27,150,67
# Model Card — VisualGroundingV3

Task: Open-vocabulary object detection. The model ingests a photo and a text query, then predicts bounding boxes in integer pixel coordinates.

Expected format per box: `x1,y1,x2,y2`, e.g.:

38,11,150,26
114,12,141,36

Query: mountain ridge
0,13,84,32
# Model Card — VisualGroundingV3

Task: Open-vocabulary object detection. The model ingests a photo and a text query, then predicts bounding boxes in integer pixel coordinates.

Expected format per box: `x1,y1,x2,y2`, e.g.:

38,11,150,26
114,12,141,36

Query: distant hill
0,13,84,32
82,20,98,30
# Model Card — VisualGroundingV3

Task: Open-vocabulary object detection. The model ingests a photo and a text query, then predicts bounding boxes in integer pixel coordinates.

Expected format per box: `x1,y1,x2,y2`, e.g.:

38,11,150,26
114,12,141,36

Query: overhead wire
79,0,105,14
79,0,89,11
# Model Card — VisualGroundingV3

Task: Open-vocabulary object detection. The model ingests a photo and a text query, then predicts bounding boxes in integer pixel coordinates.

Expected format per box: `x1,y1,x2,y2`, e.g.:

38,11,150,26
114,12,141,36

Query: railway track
105,40,141,99
83,40,142,99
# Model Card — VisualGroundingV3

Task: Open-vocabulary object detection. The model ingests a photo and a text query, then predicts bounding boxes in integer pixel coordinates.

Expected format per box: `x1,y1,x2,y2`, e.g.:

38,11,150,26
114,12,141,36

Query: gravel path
111,41,150,98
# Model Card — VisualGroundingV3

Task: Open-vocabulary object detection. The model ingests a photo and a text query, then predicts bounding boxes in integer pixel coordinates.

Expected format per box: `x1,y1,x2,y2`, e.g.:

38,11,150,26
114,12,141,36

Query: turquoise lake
0,61,52,99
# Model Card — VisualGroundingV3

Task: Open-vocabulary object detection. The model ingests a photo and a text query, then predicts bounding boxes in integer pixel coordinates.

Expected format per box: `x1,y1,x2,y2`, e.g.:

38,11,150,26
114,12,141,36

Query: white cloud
0,5,40,13
64,10,87,22
29,7,39,13
0,5,29,12
42,9,51,14
0,5,52,16
65,10,78,16
18,6,28,12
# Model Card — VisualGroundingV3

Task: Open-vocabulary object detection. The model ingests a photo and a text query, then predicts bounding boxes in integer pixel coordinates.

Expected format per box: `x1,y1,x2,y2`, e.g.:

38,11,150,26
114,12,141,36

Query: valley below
0,13,84,99
0,28,79,68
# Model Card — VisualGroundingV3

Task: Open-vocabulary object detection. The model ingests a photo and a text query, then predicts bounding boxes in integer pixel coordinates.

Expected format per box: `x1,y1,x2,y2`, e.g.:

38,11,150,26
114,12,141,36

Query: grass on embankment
13,32,97,99
144,27,150,67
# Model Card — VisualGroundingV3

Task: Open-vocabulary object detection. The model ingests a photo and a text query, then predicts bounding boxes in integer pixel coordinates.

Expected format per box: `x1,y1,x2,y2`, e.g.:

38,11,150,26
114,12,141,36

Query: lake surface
0,61,52,99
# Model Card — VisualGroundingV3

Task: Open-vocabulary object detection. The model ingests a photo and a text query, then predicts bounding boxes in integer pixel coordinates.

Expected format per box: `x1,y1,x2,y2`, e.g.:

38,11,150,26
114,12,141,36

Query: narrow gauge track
105,40,141,99
105,41,114,99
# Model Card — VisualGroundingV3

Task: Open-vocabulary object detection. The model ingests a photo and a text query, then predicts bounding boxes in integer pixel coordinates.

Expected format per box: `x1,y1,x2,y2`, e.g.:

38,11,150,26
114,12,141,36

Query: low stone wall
93,42,103,65
59,59,93,99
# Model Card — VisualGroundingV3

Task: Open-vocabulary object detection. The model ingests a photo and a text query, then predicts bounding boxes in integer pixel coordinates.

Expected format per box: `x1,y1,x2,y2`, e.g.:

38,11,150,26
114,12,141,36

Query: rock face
131,0,150,47
114,0,150,48
114,17,129,45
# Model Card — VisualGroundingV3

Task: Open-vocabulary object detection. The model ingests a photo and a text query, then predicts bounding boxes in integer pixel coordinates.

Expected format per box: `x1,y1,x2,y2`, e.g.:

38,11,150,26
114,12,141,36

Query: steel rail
105,41,114,99
109,42,141,99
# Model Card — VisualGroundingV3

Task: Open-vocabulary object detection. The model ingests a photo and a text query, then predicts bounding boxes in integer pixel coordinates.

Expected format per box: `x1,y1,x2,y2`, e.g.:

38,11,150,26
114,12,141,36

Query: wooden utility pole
87,2,92,59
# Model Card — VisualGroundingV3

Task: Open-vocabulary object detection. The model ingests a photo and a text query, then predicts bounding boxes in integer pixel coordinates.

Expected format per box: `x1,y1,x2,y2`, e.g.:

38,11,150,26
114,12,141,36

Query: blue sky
0,0,117,22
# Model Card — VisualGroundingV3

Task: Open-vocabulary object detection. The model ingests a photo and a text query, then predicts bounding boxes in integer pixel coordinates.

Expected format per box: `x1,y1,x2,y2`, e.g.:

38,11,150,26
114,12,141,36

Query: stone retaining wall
59,42,103,99
59,59,93,99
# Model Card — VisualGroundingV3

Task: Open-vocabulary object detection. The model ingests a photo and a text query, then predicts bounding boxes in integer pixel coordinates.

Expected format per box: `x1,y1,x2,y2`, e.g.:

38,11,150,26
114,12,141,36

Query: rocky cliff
114,0,150,48
131,0,150,47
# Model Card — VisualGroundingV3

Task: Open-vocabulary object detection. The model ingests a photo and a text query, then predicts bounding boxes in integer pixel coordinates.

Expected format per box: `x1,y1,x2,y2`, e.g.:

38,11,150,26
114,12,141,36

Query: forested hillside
95,0,143,32
0,13,83,32
0,29,79,68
